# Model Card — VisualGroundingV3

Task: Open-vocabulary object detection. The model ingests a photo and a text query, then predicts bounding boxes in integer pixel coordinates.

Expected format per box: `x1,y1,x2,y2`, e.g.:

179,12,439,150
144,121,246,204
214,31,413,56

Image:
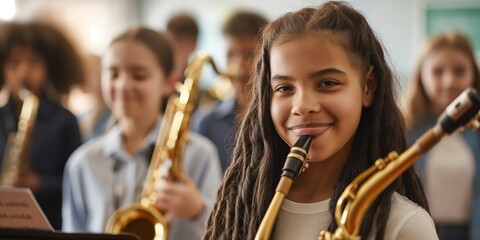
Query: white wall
139,0,419,90
139,0,480,92
10,0,479,88
15,0,139,55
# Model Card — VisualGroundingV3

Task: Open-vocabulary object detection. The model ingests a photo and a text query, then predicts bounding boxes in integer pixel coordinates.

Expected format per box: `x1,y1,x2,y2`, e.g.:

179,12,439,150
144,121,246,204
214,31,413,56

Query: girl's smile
288,122,334,137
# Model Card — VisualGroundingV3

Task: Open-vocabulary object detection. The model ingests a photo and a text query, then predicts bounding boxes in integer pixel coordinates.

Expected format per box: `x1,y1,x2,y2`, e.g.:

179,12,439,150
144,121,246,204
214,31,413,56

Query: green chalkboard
427,8,480,57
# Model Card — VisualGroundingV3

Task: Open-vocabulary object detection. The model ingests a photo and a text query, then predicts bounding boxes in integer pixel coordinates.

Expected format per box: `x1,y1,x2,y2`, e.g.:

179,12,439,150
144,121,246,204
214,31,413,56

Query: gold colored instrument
255,135,314,240
105,53,227,240
206,63,244,101
0,89,39,186
319,87,480,240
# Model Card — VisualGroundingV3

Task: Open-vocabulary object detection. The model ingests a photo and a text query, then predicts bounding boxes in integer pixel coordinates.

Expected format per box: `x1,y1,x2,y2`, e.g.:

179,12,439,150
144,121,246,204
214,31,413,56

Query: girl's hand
154,175,204,222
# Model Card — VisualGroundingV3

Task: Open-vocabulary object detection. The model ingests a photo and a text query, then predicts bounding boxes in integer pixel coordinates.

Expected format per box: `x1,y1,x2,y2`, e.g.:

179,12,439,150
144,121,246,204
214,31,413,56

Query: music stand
0,228,140,240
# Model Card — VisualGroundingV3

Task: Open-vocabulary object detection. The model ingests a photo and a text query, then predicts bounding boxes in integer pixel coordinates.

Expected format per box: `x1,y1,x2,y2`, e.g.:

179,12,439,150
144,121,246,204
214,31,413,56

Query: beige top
425,131,475,223
274,192,438,240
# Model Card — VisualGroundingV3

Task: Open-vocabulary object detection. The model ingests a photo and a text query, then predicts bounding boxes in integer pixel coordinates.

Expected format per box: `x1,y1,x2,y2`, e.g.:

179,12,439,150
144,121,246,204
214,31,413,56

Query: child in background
405,31,480,240
62,27,222,240
192,11,268,172
165,13,199,82
0,21,83,230
68,54,112,142
205,2,437,239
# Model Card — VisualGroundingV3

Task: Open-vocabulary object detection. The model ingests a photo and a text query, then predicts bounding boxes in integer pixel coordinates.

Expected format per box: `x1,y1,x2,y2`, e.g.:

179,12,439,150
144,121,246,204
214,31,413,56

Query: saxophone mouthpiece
438,87,480,134
281,135,314,179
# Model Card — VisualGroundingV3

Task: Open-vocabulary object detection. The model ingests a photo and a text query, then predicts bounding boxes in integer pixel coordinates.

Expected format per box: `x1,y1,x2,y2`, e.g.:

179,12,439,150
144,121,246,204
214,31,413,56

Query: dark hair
111,27,174,76
205,2,428,239
0,21,84,97
406,30,480,126
167,14,199,40
223,11,268,39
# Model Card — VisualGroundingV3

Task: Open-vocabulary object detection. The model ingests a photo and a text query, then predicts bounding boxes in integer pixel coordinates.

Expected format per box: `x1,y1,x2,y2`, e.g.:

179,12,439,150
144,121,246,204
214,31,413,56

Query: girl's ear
363,66,377,107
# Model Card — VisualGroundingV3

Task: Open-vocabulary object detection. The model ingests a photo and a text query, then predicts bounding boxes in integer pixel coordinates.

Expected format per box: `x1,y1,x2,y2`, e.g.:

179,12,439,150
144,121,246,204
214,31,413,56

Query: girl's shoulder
384,192,438,240
66,132,114,170
186,131,218,156
183,132,222,178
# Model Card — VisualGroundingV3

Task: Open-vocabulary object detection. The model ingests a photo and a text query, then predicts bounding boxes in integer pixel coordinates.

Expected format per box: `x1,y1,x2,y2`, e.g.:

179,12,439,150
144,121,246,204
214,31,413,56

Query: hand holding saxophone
63,28,223,240
154,175,205,221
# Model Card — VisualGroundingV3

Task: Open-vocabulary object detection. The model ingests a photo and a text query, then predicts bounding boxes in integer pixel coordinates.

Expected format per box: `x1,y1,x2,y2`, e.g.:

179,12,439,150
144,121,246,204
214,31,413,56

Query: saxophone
255,135,314,240
105,53,227,240
0,89,39,186
319,87,480,240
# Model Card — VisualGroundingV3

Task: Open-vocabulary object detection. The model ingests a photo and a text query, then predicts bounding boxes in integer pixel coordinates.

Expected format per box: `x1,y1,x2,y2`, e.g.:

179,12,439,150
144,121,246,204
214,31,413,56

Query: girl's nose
291,91,320,116
116,74,133,91
441,70,455,89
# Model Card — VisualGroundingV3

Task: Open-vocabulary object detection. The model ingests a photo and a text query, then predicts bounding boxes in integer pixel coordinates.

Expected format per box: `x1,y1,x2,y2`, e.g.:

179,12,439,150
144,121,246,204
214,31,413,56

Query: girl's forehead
426,47,471,64
269,32,362,72
105,40,156,66
270,31,356,65
272,30,348,49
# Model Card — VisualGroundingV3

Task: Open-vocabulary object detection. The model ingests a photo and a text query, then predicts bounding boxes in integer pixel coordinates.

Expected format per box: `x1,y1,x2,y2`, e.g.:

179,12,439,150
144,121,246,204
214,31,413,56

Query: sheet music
0,187,53,230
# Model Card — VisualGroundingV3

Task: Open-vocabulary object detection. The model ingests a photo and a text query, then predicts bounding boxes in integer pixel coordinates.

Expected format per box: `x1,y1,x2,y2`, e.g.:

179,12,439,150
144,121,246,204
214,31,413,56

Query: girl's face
270,33,375,163
3,46,47,96
421,47,474,114
102,40,171,122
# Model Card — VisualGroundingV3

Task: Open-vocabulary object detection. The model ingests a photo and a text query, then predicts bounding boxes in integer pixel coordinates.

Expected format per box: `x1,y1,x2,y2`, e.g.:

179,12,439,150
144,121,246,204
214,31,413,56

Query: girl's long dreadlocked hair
204,2,428,239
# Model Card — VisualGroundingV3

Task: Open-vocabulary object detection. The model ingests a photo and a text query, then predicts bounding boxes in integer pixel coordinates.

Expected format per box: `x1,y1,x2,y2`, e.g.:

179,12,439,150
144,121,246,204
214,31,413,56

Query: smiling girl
205,2,437,239
406,31,480,240
62,27,222,239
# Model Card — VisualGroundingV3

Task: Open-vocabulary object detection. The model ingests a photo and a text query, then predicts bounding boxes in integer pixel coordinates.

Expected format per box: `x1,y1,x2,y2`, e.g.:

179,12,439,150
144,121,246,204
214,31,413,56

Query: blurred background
1,0,479,92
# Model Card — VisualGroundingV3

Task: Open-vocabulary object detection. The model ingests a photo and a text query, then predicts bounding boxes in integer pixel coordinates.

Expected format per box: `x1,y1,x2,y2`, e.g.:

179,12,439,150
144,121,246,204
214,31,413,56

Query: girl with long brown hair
205,2,437,239
406,31,480,240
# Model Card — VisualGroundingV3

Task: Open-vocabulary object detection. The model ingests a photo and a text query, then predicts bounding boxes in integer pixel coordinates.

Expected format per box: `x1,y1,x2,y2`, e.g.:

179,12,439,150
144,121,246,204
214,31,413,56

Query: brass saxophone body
255,135,314,240
105,53,226,240
0,89,39,186
319,87,480,240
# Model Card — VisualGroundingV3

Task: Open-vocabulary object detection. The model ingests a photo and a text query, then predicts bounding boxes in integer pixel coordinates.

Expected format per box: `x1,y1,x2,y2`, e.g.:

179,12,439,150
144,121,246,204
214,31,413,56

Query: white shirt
274,192,438,240
425,131,475,223
62,117,222,240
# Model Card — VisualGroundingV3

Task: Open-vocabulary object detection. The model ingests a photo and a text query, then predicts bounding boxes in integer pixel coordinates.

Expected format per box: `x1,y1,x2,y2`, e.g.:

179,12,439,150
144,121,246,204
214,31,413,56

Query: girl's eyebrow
308,68,345,78
271,68,346,82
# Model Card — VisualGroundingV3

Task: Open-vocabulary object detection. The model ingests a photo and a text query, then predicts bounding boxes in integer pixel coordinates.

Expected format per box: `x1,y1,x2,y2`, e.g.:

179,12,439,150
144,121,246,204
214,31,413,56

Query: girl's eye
433,67,443,77
133,74,147,81
318,79,338,88
110,70,118,80
274,85,293,92
453,66,466,77
132,70,148,81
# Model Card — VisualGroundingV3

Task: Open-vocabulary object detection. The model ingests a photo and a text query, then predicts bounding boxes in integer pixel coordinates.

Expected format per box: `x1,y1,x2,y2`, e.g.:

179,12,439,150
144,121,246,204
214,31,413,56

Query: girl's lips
290,124,332,136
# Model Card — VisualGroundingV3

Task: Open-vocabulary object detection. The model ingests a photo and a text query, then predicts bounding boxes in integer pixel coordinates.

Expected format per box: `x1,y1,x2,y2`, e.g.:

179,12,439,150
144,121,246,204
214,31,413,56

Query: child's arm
154,133,222,233
61,153,88,232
